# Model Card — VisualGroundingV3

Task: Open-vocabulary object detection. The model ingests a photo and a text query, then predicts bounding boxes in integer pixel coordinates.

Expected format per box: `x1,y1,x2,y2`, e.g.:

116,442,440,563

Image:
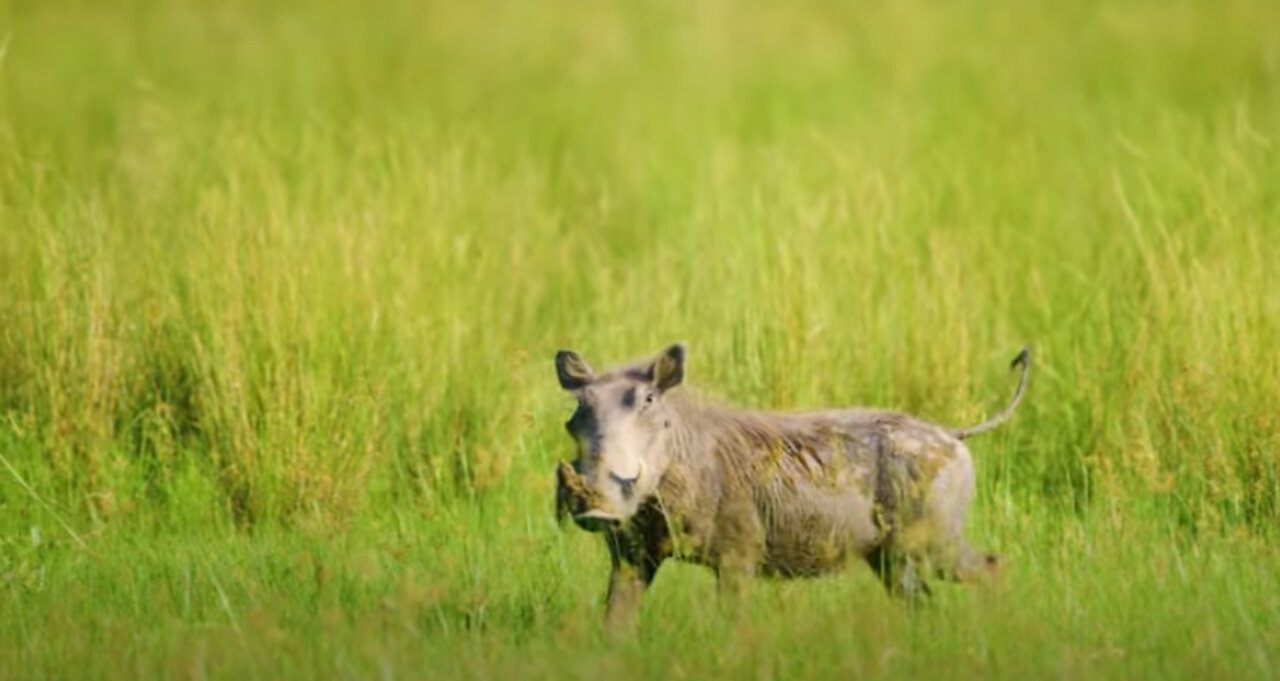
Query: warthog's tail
950,347,1030,440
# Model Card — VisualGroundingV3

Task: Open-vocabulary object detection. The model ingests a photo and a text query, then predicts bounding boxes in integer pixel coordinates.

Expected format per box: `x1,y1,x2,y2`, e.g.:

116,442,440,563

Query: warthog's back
671,406,974,578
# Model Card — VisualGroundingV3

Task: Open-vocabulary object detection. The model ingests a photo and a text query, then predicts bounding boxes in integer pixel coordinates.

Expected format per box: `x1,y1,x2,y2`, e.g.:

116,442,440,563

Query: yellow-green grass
1,0,1279,678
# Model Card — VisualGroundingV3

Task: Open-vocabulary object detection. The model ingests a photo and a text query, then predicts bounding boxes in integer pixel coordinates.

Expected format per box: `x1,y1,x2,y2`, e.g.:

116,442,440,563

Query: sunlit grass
1,0,1279,678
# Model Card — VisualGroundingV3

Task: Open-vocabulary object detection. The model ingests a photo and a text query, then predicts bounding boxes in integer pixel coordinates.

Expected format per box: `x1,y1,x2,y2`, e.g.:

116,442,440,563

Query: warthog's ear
649,343,686,393
555,350,595,390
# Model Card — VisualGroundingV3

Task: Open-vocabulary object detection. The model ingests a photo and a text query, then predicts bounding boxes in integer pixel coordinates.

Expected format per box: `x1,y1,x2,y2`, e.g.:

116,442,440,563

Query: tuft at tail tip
950,345,1032,440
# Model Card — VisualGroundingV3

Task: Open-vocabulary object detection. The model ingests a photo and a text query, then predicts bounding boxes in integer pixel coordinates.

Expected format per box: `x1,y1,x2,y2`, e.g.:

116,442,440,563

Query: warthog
554,343,1029,628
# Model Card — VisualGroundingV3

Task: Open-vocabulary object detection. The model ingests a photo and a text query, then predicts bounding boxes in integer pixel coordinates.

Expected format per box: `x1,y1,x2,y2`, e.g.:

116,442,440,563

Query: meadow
2,0,1279,678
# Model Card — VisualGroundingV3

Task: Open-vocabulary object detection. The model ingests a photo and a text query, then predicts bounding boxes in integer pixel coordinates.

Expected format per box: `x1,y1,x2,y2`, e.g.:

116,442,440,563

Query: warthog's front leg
603,534,662,634
711,495,764,617
866,546,932,605
604,562,649,632
714,564,754,604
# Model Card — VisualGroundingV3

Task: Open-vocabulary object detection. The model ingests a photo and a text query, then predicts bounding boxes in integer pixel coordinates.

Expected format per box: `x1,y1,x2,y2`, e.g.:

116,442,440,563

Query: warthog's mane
657,390,891,487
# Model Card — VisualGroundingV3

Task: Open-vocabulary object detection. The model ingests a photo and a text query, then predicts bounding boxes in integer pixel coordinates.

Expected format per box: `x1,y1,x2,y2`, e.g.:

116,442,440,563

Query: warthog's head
553,343,686,532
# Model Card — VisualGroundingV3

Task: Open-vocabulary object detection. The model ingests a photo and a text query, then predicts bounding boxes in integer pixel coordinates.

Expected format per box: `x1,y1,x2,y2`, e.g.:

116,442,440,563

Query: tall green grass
2,0,1279,678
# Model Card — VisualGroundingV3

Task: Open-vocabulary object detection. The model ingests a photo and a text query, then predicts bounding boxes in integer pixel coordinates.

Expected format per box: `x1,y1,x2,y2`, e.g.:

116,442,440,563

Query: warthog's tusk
573,509,622,523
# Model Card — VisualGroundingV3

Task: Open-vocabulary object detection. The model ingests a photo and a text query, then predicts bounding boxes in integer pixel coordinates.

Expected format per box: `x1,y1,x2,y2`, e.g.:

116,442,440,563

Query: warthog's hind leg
866,546,933,605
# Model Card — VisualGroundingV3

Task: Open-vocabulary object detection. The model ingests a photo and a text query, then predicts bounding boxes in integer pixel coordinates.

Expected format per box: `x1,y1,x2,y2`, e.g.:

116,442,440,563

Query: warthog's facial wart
553,343,685,531
556,460,618,530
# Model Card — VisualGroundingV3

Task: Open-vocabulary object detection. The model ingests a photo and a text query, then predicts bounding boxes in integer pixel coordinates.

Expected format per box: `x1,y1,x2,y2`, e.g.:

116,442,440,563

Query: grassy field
2,0,1280,678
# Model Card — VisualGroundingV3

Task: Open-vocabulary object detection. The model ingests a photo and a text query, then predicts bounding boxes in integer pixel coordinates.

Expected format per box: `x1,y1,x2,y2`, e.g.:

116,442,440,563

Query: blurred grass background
1,0,1279,678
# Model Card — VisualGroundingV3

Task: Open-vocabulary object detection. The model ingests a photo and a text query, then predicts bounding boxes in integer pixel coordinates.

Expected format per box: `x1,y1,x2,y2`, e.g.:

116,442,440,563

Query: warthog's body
554,344,1028,628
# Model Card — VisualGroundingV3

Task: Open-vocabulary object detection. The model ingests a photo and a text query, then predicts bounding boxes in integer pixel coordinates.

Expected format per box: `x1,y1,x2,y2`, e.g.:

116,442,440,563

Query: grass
1,0,1279,678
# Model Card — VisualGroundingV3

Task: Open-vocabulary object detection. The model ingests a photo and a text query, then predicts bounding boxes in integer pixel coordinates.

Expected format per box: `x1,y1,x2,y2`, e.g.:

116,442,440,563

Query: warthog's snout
607,470,639,499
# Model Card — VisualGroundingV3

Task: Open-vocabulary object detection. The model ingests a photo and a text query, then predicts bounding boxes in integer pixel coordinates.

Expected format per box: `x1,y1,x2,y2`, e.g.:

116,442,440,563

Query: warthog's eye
644,392,655,405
